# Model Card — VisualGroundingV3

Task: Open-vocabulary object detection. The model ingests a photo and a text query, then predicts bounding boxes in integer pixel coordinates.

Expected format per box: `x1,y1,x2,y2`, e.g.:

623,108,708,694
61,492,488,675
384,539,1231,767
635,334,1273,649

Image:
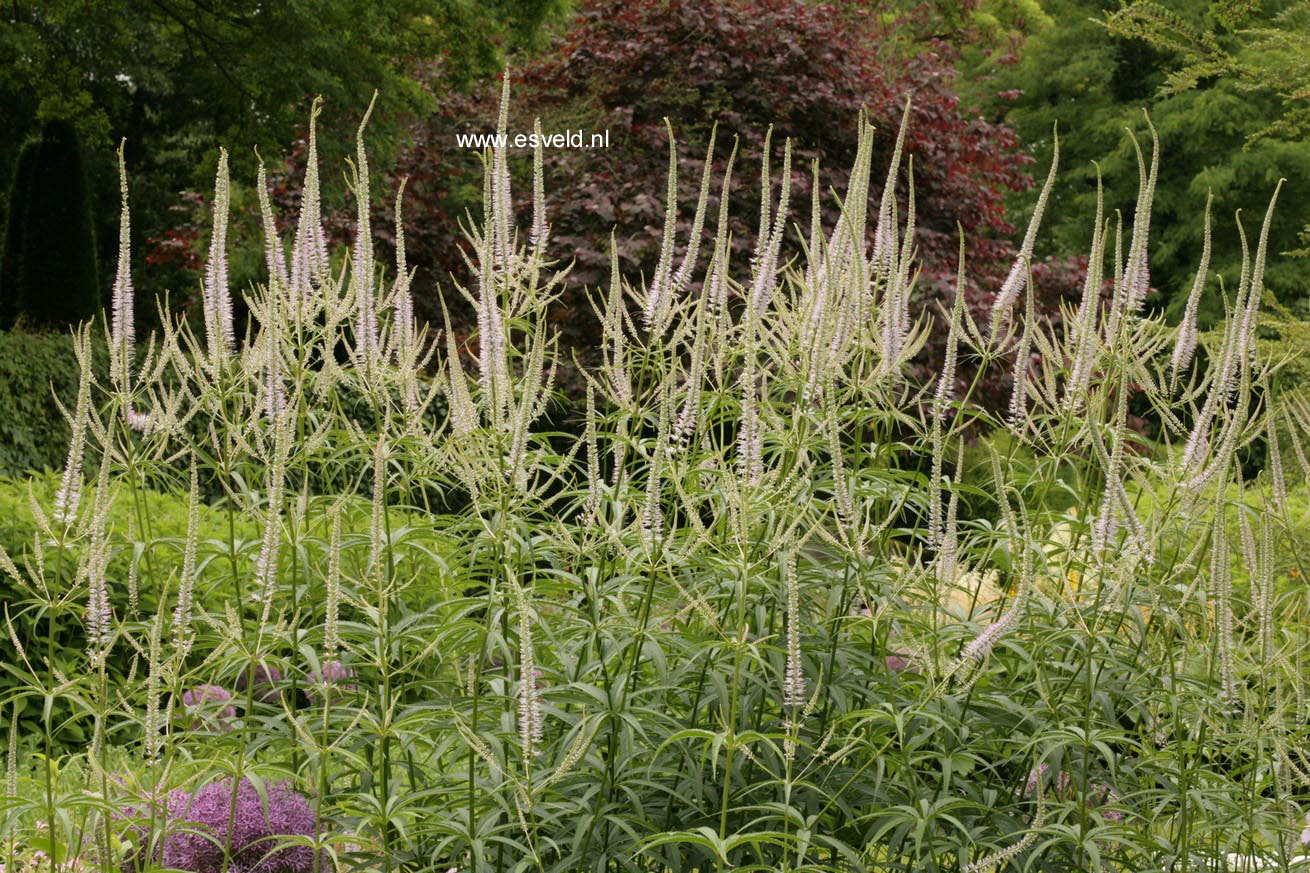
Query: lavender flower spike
352,91,380,366
990,127,1058,339
256,155,290,293
203,148,235,358
1170,192,1212,380
289,97,327,310
109,141,134,379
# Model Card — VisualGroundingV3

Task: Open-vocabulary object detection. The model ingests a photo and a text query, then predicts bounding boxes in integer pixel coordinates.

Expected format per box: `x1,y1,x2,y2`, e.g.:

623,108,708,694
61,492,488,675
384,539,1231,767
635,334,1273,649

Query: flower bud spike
990,125,1058,340
110,140,134,384
1170,191,1212,381
352,91,379,367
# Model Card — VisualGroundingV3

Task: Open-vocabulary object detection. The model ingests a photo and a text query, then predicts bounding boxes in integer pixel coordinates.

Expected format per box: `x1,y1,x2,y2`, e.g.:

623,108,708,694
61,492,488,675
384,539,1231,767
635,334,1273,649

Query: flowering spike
441,294,478,435
1120,115,1159,315
492,72,514,271
605,232,632,405
644,118,680,333
353,91,379,366
516,583,545,757
748,137,791,315
872,99,911,276
530,118,549,256
290,97,327,309
110,140,134,381
325,505,343,657
1007,265,1036,428
1064,167,1107,413
671,123,717,299
171,460,201,659
782,555,806,707
54,335,93,527
990,126,1058,338
1170,191,1212,381
392,177,415,365
203,148,235,358
880,153,916,372
256,153,290,293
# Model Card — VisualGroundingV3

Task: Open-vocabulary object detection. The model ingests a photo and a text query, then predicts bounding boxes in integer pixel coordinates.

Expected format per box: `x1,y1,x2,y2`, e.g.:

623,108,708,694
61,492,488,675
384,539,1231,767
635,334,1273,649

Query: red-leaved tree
393,0,1084,411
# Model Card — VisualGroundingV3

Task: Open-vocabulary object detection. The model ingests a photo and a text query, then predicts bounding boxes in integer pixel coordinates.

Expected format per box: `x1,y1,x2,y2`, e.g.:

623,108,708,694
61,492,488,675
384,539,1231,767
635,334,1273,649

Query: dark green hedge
0,328,107,477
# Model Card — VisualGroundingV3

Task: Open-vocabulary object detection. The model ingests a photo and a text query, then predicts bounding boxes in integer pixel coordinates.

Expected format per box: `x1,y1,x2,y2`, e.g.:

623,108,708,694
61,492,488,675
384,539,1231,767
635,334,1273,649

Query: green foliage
0,329,106,476
4,81,1310,873
1251,290,1310,397
983,0,1310,322
1103,0,1310,295
0,0,569,327
14,120,100,326
1108,0,1310,143
0,473,262,748
0,0,529,175
0,138,38,330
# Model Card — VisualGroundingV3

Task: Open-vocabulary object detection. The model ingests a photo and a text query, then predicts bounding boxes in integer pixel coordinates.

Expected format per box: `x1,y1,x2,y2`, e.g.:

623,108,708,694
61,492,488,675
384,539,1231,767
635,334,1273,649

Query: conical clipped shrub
0,137,39,329
14,120,100,326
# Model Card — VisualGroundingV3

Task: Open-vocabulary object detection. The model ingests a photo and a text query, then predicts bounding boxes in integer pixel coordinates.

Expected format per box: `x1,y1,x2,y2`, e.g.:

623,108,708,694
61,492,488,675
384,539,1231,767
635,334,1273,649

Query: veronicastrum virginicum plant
1,74,1308,873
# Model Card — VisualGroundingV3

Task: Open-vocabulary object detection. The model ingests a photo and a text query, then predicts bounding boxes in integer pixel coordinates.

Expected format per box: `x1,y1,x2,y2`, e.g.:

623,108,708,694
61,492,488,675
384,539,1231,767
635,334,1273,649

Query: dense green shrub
983,0,1310,320
14,119,100,327
0,328,107,476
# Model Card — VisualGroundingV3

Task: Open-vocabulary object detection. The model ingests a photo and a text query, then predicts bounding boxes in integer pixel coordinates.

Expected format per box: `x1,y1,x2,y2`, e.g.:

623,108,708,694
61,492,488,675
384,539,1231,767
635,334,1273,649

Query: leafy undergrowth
1,83,1306,873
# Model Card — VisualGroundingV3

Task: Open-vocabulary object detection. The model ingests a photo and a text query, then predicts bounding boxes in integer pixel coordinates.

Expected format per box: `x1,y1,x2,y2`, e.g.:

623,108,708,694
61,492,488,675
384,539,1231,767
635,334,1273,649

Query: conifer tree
15,120,100,327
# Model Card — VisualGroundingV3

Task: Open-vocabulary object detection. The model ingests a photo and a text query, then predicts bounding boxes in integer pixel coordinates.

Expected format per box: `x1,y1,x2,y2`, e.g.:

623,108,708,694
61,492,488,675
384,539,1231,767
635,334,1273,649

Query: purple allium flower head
236,663,284,704
1021,763,1072,798
305,659,357,705
178,684,236,731
885,650,919,674
124,777,323,873
1019,767,1124,823
1022,762,1049,796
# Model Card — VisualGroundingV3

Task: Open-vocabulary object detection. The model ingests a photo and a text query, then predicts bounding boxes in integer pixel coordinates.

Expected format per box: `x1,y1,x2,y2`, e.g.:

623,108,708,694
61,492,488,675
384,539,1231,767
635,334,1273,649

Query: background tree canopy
1,0,1307,339
0,0,566,316
969,0,1310,325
